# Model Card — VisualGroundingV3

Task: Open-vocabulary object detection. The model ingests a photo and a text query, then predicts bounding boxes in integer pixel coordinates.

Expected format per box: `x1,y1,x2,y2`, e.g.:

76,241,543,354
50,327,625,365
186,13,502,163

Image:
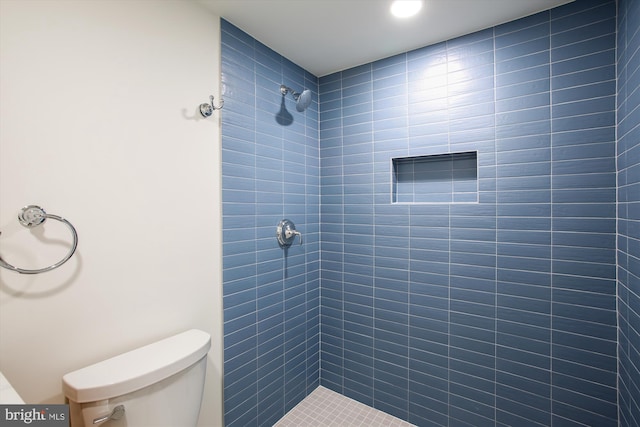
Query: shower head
296,89,312,112
280,84,312,112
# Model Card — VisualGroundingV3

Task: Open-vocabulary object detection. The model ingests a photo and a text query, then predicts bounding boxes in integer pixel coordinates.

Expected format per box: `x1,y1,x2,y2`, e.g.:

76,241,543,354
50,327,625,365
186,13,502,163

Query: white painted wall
0,1,223,425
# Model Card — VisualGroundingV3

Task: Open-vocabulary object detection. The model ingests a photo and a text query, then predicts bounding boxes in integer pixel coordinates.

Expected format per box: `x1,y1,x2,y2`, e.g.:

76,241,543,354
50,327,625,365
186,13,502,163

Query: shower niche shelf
392,151,478,204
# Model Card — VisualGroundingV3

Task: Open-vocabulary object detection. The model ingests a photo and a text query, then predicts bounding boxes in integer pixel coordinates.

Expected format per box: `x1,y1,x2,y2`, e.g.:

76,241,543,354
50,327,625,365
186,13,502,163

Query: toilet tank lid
62,329,211,403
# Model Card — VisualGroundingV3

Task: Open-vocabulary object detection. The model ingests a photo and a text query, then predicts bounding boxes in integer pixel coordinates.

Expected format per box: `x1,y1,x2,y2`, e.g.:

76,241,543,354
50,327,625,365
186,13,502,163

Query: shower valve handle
285,229,303,245
276,219,303,247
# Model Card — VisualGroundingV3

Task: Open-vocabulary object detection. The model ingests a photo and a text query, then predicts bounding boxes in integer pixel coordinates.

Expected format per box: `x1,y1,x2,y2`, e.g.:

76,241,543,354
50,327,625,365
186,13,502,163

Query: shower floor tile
273,386,416,427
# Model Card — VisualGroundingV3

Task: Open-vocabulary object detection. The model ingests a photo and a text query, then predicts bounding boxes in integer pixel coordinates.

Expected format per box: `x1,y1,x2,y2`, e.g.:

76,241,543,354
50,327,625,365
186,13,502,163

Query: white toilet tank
62,329,210,427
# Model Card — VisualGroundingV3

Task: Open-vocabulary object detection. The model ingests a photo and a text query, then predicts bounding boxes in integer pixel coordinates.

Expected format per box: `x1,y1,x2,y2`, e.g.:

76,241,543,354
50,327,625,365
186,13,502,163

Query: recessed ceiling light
390,0,423,18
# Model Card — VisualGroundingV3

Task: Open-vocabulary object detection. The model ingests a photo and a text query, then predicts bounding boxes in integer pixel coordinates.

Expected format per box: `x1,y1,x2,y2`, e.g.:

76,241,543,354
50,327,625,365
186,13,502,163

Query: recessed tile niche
392,151,478,204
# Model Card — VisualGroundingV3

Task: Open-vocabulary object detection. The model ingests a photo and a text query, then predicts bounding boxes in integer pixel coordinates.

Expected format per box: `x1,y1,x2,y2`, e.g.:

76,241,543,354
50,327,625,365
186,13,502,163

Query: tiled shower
221,0,639,426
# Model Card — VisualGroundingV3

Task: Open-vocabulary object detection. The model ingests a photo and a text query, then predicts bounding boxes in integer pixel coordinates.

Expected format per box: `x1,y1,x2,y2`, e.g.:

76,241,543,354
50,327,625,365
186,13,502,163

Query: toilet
62,329,210,427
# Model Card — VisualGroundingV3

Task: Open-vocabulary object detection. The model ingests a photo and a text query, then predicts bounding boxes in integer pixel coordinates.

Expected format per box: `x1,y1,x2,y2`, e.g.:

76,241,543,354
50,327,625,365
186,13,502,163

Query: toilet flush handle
93,405,125,425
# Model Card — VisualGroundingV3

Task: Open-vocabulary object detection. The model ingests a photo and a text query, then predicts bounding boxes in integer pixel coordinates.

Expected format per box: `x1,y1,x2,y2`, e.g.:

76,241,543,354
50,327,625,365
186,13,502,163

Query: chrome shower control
276,219,302,247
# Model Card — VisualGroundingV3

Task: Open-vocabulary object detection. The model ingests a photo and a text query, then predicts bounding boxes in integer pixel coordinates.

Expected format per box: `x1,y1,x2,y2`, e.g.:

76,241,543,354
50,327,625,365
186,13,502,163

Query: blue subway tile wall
221,19,320,427
617,0,640,425
319,1,618,426
550,2,618,426
221,1,639,426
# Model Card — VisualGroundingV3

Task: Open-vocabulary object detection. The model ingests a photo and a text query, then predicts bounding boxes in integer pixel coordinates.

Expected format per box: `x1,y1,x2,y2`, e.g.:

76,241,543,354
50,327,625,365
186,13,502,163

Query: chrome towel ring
0,205,78,274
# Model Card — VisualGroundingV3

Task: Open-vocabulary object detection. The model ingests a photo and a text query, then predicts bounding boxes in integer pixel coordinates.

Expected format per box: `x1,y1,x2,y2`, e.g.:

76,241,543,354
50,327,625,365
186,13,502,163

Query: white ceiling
198,0,573,77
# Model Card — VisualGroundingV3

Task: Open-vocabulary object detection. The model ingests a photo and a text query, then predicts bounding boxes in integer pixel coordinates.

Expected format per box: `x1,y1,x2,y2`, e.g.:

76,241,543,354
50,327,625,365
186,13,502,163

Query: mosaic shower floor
273,386,416,427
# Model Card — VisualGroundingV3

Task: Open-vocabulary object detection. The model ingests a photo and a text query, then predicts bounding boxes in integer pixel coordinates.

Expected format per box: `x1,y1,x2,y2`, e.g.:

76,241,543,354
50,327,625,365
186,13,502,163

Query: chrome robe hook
199,95,224,117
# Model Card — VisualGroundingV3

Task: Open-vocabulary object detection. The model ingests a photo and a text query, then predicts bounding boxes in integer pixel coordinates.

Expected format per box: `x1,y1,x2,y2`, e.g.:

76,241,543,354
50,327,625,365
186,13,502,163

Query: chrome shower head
280,84,312,112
